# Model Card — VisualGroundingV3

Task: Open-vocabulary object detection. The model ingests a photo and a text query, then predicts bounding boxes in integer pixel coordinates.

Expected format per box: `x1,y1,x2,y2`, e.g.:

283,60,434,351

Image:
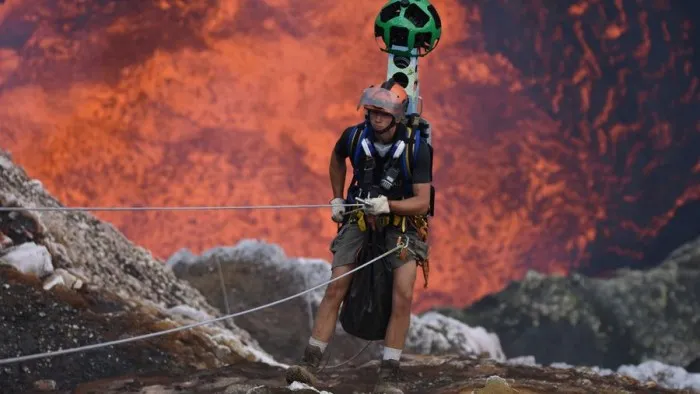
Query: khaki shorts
330,220,429,270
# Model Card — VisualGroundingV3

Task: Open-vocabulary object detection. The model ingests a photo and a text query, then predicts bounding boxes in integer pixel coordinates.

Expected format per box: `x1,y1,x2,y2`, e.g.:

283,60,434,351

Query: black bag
339,229,394,341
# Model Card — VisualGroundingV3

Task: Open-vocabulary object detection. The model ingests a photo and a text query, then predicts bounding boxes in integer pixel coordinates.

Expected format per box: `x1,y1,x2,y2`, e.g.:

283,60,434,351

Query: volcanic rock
0,264,191,393
0,241,53,277
166,243,342,365
68,353,696,394
0,148,284,390
0,149,269,352
166,240,506,365
41,267,90,291
4,258,697,393
0,150,212,310
1,232,12,248
437,235,700,369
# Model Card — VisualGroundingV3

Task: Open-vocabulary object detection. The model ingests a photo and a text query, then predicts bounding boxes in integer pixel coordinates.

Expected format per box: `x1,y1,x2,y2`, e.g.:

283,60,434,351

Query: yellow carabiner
357,211,367,232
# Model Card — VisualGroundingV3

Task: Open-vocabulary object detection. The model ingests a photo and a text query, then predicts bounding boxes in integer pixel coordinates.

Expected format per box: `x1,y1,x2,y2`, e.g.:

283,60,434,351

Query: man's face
369,110,394,132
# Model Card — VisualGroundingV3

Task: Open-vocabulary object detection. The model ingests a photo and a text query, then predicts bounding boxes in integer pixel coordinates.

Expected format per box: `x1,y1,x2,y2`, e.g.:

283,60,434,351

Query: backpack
339,229,394,340
346,119,435,217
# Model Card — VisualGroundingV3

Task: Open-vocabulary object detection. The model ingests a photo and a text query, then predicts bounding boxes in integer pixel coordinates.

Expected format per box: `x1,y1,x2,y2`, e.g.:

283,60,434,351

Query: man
285,79,432,394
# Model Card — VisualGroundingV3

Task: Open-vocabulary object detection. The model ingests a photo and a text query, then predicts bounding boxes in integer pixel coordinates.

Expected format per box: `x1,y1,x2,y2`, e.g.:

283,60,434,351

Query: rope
215,255,232,316
0,239,408,366
318,340,374,371
0,203,364,212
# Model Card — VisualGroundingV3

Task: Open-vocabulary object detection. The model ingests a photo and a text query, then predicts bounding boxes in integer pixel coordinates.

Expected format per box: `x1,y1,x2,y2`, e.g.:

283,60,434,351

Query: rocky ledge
0,149,275,366
68,353,697,394
2,263,698,394
438,236,700,371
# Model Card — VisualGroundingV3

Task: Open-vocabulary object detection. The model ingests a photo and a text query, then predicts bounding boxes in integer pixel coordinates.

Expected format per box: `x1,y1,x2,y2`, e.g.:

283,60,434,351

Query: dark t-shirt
333,123,432,185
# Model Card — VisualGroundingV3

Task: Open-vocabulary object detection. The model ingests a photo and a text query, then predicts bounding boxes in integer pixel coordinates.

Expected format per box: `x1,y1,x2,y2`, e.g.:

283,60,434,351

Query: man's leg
374,236,420,394
285,263,356,385
384,259,417,358
284,263,356,385
286,223,365,386
310,263,357,347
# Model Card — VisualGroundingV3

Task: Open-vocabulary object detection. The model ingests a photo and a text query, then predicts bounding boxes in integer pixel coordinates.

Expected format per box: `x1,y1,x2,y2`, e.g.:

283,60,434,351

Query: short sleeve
333,126,356,159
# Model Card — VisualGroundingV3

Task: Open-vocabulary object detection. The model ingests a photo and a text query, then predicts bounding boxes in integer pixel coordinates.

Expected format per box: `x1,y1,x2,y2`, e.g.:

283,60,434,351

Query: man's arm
387,140,432,216
330,127,353,199
329,151,347,199
388,183,431,216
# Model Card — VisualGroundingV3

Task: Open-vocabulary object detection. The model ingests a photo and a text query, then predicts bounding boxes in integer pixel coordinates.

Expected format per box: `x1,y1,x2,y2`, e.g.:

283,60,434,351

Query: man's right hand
330,198,346,223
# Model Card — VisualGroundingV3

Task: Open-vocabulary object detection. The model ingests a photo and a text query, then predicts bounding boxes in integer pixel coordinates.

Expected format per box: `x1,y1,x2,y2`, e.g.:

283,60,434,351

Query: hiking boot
373,359,403,394
285,344,323,386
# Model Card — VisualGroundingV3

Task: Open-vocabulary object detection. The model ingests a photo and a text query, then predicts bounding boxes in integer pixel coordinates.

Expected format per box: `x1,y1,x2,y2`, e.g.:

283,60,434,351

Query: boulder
167,240,376,365
0,242,53,277
167,239,506,365
438,235,700,369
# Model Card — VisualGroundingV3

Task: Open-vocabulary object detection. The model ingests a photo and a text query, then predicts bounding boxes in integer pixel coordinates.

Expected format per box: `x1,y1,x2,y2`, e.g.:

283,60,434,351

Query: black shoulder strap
403,126,417,179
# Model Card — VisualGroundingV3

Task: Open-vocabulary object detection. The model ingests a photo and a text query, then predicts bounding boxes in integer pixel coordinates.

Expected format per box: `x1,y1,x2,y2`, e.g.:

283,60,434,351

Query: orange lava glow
1,0,698,313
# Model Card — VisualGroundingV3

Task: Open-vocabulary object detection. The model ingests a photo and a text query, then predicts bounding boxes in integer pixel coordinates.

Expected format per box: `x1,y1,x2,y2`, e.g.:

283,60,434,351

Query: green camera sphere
374,0,442,57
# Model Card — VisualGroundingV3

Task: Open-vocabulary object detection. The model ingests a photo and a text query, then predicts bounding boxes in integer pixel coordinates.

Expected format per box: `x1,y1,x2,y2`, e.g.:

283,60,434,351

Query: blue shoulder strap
413,129,422,166
351,124,373,167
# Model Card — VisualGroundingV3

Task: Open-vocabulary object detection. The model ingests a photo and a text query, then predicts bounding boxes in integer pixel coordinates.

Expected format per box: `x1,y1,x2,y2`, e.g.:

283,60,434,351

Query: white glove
330,198,346,223
357,195,390,216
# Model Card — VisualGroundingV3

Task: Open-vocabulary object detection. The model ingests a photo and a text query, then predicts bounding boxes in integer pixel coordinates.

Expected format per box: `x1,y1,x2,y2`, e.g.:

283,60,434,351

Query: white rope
0,203,364,212
319,340,374,370
215,255,232,316
0,239,407,366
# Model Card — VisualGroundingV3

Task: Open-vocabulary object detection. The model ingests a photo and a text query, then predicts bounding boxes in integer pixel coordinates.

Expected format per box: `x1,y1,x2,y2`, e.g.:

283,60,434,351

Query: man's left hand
357,195,390,216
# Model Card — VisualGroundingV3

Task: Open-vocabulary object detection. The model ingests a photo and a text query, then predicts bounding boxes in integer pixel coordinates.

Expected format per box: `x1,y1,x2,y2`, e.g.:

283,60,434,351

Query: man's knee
322,266,354,303
391,261,417,314
324,281,348,302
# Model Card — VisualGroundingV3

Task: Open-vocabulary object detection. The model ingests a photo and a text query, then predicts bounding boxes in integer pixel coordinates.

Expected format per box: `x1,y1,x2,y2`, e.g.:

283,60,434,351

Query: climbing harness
345,120,435,217
345,208,430,288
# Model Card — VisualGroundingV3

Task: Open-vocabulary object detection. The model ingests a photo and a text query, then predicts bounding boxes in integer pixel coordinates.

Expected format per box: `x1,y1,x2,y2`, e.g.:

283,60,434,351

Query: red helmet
357,78,409,121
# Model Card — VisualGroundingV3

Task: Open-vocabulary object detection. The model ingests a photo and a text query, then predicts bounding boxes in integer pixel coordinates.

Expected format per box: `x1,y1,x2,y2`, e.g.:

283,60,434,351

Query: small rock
225,384,265,394
138,385,176,394
0,242,54,277
33,379,57,391
42,273,65,291
215,345,232,360
0,154,12,169
27,179,43,190
174,380,198,389
0,234,12,249
473,375,519,393
54,268,88,290
43,240,74,267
